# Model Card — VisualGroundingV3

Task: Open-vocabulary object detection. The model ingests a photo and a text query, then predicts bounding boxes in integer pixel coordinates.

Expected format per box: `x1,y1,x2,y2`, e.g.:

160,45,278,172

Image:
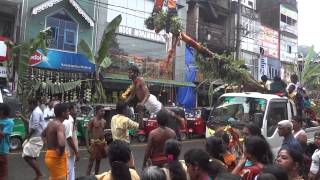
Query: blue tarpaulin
177,45,197,108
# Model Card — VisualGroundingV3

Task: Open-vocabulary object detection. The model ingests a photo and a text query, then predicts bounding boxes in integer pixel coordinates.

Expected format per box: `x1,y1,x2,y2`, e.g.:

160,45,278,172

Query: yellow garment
45,149,67,180
96,169,140,180
111,114,139,143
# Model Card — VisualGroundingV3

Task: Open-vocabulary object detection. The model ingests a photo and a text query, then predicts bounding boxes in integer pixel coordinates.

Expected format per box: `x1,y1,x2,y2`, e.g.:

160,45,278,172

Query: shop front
28,49,95,102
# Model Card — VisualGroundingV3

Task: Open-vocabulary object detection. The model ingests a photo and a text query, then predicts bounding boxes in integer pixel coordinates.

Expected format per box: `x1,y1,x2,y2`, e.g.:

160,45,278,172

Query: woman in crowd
141,166,166,180
214,130,237,171
257,165,288,180
205,136,228,173
162,139,188,180
184,148,215,180
242,122,273,168
276,146,304,180
232,136,273,180
308,132,320,180
95,140,140,180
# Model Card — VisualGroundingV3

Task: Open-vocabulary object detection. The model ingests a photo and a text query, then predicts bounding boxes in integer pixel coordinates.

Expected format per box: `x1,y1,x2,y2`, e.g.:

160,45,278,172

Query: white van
205,92,320,154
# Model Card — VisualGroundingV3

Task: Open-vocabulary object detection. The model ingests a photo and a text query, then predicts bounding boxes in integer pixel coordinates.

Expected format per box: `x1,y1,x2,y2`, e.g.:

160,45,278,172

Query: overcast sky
298,0,320,51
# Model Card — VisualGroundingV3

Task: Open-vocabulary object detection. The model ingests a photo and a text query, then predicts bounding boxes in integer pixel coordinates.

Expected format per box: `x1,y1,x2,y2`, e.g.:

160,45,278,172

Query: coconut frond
300,46,320,89
196,53,264,92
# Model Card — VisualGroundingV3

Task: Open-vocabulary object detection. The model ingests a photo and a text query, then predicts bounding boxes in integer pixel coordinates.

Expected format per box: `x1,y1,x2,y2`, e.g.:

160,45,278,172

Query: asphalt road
7,139,205,180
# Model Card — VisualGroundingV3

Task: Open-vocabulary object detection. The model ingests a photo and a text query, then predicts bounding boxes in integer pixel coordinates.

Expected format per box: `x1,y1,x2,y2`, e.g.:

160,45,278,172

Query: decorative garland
144,10,183,35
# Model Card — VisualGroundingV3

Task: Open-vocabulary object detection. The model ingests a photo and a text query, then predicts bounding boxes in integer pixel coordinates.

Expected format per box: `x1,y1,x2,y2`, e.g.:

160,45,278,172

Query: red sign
28,50,45,66
0,36,9,62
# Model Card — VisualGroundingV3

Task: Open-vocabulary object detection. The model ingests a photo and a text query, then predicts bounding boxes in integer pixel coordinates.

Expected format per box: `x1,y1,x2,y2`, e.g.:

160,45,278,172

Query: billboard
28,49,96,73
258,26,279,59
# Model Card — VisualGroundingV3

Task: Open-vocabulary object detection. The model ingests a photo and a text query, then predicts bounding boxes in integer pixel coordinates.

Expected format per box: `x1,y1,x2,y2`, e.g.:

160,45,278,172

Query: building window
281,14,286,23
46,10,77,52
287,45,292,54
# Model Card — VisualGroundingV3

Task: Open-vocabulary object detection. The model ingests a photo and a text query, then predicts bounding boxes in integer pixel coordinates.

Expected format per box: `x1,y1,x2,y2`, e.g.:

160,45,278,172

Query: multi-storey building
0,0,194,105
257,0,298,81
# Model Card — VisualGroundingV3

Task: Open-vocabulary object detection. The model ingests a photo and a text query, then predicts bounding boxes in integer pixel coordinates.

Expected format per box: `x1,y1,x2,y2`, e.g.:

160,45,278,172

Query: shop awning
103,74,196,87
32,0,94,27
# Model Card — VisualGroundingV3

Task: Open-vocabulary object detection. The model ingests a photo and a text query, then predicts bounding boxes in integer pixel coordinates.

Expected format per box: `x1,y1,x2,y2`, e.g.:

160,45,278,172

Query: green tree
5,28,53,112
298,46,320,89
78,15,122,103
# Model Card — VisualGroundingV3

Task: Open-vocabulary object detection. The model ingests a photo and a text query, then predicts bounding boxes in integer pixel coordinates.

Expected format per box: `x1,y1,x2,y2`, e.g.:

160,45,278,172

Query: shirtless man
86,105,107,175
43,103,69,180
142,109,176,168
126,65,162,126
126,65,184,132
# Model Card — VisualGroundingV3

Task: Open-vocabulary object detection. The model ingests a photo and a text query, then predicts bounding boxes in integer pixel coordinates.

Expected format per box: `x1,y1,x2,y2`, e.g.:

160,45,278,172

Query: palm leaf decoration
78,15,122,102
197,53,264,93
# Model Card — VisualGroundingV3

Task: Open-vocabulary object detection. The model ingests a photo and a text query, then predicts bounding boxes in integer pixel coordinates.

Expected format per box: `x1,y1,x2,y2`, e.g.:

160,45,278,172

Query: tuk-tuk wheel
10,136,22,150
137,134,146,142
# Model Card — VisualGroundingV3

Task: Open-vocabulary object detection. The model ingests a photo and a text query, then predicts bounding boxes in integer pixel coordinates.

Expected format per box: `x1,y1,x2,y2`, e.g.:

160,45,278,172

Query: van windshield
209,96,267,127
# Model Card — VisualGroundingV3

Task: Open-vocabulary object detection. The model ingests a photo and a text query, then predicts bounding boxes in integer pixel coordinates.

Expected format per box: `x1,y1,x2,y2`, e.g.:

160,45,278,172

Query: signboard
0,36,9,62
258,26,279,59
28,49,95,73
258,56,268,78
117,25,166,43
0,66,7,78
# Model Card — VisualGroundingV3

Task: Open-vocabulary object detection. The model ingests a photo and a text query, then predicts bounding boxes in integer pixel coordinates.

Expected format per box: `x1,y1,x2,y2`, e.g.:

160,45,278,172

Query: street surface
8,139,205,180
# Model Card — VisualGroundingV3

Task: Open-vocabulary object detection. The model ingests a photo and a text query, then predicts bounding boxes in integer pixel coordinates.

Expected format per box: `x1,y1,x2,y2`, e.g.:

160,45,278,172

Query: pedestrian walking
22,98,45,180
0,104,14,180
63,104,80,180
142,109,176,168
86,106,107,175
43,103,69,179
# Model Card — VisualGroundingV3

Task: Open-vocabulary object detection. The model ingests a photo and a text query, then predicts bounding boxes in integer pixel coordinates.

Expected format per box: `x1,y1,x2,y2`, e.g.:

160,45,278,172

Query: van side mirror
254,113,264,128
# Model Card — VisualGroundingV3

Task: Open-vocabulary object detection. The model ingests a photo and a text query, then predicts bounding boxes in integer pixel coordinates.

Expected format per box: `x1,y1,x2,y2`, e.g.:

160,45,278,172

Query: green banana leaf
96,15,122,65
99,56,112,69
77,39,95,64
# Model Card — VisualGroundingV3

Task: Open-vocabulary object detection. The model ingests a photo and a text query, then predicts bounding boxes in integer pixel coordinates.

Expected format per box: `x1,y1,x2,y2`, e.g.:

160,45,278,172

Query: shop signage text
117,26,166,43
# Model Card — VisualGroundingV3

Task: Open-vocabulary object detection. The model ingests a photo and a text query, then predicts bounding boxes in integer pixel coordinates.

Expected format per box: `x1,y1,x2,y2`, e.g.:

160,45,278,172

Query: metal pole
235,0,242,60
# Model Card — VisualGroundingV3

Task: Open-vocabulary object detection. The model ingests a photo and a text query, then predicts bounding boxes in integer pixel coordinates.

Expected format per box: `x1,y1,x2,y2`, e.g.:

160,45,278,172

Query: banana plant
298,46,320,89
5,28,53,113
78,15,122,103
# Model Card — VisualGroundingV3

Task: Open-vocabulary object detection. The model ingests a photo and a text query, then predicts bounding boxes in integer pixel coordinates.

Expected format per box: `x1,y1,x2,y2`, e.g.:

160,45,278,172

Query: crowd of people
1,65,320,180
1,99,320,180
259,74,317,123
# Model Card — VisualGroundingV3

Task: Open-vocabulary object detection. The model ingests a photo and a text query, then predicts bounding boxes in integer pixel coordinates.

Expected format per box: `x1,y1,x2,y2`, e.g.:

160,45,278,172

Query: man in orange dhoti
43,103,70,180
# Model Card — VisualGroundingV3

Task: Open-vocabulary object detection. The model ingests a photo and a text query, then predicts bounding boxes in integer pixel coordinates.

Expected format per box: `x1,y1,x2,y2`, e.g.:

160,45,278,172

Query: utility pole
235,0,242,60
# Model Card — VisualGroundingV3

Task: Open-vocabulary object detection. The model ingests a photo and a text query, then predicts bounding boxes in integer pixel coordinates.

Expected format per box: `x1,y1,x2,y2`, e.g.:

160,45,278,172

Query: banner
258,56,268,78
0,36,9,62
28,49,95,73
